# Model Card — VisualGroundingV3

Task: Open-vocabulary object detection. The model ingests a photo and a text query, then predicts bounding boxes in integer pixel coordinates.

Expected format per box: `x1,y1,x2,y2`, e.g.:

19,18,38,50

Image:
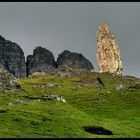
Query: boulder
115,84,125,90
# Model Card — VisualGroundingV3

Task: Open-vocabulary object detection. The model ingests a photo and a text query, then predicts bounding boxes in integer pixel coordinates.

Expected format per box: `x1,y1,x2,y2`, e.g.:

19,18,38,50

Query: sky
0,2,139,78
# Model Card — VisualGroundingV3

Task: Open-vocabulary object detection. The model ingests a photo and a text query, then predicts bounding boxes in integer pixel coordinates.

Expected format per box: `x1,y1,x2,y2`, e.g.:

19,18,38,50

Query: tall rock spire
96,22,123,75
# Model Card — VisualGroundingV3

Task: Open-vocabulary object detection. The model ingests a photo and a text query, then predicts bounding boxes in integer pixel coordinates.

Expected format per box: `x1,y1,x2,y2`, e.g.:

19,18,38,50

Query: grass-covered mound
0,69,139,138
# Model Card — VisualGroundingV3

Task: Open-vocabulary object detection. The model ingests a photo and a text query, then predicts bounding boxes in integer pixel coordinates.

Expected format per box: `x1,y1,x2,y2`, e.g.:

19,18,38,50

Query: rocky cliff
0,35,26,78
26,46,56,76
57,50,94,70
96,22,123,75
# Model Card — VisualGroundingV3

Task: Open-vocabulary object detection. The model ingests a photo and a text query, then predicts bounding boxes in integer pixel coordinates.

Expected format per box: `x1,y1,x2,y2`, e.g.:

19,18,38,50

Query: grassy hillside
0,70,139,138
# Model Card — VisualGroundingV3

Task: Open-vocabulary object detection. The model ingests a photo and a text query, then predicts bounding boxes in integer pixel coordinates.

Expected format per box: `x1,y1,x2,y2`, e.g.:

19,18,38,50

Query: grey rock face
0,35,26,78
26,46,56,76
57,50,94,70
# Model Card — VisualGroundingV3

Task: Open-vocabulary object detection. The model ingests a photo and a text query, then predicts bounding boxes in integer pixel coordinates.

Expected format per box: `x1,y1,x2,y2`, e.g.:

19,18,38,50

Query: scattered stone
0,66,21,92
41,94,66,103
75,83,94,88
46,83,59,89
8,98,41,105
57,50,94,70
11,99,25,105
8,94,67,105
60,97,66,103
107,91,110,94
115,84,125,91
31,83,60,89
29,71,47,77
96,22,123,76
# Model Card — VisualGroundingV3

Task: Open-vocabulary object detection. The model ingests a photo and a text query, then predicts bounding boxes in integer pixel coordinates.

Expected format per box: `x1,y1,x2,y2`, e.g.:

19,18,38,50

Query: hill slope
0,69,140,138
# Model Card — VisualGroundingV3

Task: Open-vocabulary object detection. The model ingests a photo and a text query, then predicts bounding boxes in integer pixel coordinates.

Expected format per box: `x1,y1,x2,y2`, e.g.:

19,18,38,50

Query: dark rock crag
57,50,94,70
0,35,26,78
26,46,56,76
0,35,94,77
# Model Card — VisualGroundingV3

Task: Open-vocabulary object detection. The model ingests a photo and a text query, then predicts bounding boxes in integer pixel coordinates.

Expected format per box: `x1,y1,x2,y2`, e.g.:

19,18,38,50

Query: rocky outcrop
26,46,56,76
9,94,66,105
57,50,94,70
96,22,123,75
0,35,26,78
0,65,20,92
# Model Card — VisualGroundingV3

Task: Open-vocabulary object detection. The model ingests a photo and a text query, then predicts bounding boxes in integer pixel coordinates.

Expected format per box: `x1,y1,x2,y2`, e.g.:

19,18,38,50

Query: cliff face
57,50,94,70
96,22,123,75
26,46,56,76
0,35,26,78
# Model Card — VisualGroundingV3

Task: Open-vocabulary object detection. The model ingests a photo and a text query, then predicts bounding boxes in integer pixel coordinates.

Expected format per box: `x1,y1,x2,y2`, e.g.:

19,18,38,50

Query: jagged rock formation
96,22,123,75
26,46,56,76
57,50,94,70
0,65,20,92
0,35,26,78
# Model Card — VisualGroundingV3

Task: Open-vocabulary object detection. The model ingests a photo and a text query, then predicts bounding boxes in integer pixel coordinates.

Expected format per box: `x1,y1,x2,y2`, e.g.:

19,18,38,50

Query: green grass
0,71,139,138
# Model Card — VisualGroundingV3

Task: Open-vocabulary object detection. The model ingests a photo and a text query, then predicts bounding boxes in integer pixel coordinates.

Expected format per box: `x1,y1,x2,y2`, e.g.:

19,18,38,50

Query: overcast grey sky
0,2,139,78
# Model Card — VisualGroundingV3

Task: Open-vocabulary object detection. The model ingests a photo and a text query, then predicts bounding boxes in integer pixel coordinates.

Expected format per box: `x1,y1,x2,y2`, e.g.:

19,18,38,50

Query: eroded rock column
96,22,123,75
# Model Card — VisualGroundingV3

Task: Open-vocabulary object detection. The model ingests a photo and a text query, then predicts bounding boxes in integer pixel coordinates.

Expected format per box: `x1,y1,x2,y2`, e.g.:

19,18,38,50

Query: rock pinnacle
96,22,123,75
